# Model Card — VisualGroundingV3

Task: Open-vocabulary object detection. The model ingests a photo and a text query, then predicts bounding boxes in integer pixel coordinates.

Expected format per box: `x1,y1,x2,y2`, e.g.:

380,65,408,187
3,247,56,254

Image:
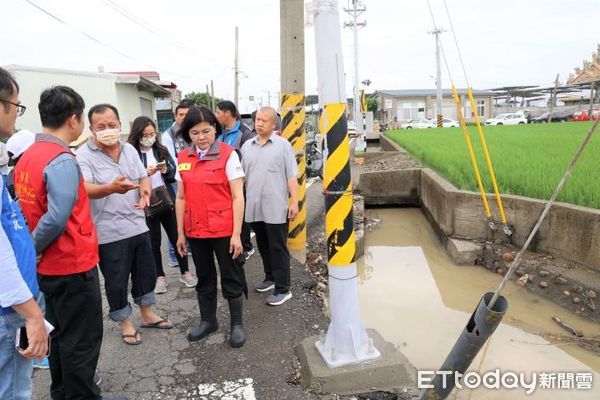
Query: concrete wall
359,169,421,206
360,137,600,270
6,66,158,138
115,83,157,133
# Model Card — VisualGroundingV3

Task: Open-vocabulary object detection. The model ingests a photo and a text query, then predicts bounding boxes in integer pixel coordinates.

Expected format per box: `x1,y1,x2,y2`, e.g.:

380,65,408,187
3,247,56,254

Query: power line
22,0,151,69
21,0,208,83
100,0,197,56
97,0,228,82
442,0,470,87
425,0,453,85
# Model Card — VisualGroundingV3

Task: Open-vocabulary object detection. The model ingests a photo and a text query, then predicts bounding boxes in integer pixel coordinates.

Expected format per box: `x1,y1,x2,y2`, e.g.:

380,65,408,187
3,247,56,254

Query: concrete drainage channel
294,135,598,399
358,135,599,323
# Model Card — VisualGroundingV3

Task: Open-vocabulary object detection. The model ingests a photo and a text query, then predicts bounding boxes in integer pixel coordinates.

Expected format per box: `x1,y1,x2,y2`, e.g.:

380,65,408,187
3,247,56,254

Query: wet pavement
358,207,599,400
31,179,329,400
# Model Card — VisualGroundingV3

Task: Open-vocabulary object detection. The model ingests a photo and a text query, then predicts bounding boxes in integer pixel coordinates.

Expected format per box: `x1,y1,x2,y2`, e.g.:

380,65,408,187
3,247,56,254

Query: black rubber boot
187,294,218,342
228,295,246,348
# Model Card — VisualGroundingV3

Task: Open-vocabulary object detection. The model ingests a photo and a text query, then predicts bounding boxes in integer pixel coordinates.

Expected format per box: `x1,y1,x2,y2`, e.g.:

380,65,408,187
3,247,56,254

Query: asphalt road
32,178,329,400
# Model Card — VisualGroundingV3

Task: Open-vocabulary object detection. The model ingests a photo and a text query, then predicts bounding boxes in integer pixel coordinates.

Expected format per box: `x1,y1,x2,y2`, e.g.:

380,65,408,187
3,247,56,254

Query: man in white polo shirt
241,107,298,306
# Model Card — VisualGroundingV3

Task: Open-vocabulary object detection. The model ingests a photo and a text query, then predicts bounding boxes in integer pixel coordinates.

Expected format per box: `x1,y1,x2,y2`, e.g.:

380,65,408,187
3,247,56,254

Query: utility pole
280,0,306,251
234,26,239,107
210,80,215,112
428,27,445,127
205,83,210,108
343,0,366,135
312,0,380,368
548,73,559,123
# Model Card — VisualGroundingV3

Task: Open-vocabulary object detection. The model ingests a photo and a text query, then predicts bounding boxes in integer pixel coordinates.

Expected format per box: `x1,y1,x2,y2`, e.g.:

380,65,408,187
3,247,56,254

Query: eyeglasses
1,100,26,117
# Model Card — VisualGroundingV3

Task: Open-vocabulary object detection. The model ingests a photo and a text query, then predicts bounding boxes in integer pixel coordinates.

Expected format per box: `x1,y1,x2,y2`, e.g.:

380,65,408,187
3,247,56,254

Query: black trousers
252,221,290,294
38,267,103,400
146,209,189,276
241,221,253,252
98,232,157,321
188,237,245,299
241,188,253,252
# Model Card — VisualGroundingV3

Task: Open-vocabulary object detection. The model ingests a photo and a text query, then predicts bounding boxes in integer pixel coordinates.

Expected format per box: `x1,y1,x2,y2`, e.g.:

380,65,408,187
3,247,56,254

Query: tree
184,92,222,108
366,97,378,113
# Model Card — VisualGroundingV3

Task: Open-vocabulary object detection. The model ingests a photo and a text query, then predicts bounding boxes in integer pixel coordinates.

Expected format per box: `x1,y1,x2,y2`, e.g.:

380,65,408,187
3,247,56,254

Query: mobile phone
15,324,53,356
16,326,29,351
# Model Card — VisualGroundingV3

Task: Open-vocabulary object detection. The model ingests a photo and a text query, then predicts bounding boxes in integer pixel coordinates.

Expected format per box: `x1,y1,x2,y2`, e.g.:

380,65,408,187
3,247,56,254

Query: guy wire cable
426,0,495,223
442,0,511,233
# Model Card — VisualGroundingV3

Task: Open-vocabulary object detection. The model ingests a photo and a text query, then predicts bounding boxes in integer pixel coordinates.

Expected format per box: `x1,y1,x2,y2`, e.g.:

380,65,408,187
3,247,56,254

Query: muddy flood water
357,207,599,399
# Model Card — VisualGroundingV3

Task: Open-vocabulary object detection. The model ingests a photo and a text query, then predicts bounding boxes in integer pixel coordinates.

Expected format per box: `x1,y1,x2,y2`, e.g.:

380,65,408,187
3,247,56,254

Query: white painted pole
312,0,380,368
352,1,360,132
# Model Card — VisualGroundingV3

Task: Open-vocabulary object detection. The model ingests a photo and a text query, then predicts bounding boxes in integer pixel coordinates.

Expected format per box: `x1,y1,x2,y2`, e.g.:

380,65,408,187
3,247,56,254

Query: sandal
140,318,174,330
121,330,143,346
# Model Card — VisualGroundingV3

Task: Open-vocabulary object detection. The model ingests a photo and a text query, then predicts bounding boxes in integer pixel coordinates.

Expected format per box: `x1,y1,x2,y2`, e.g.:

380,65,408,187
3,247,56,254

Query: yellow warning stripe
321,103,356,266
282,92,307,249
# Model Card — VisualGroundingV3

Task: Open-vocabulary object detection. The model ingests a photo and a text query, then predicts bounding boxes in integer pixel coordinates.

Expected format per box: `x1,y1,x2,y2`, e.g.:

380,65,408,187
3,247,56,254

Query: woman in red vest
175,105,247,348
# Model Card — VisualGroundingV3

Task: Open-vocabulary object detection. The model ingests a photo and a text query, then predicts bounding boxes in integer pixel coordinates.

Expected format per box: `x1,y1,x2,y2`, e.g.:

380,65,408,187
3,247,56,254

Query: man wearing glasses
0,67,48,399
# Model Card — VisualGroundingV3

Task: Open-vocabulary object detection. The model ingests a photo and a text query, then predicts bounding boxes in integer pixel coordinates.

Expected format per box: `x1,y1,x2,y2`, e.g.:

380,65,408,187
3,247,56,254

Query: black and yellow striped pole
281,93,307,250
322,103,355,265
312,0,380,368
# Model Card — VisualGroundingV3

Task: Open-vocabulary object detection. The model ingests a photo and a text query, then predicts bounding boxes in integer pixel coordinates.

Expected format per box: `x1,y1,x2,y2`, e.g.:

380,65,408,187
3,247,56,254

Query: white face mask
94,128,120,146
140,135,156,147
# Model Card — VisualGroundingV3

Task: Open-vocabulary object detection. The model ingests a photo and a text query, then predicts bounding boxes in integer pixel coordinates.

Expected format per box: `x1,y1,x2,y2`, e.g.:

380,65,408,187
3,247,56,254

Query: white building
374,88,495,127
3,65,170,135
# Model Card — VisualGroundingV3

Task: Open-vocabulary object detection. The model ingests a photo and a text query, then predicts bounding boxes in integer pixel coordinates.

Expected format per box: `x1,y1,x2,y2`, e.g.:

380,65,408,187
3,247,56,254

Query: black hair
0,67,19,112
88,103,120,125
179,105,222,144
38,86,85,129
216,100,239,119
127,116,170,162
175,98,195,114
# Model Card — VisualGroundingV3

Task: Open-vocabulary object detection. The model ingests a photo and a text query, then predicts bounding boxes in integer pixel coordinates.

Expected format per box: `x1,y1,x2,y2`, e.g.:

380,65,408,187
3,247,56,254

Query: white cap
6,129,36,159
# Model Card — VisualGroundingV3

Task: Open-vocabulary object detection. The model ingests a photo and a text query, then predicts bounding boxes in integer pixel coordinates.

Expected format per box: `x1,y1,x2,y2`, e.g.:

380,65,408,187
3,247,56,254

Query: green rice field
385,122,600,209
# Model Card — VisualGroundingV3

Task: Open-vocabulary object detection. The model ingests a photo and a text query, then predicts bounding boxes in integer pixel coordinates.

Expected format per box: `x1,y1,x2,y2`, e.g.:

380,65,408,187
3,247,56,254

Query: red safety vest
177,141,235,239
14,140,99,276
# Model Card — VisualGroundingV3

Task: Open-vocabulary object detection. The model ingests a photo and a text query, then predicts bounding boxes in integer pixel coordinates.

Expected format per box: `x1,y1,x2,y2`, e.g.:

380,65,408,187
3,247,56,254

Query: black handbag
144,185,174,218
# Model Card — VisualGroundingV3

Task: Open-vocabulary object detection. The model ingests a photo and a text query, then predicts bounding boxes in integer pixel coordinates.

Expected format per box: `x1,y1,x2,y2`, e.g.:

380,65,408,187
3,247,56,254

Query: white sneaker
266,291,292,306
244,248,256,260
155,276,167,294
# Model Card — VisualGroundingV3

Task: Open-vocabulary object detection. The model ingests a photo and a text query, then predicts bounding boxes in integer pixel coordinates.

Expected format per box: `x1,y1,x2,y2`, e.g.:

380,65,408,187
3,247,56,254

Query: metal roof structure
375,88,496,97
2,64,171,97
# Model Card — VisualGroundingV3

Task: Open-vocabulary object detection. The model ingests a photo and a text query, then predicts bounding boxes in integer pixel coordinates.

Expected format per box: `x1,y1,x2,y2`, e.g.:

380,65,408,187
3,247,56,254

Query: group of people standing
0,65,299,400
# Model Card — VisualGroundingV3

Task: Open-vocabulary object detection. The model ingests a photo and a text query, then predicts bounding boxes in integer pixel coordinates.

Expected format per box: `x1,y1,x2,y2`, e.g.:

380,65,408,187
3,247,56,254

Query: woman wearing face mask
128,116,197,293
175,106,247,348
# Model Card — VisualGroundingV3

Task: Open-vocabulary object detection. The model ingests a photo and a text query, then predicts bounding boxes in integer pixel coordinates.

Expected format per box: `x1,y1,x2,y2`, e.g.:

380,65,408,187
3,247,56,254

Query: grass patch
385,122,600,209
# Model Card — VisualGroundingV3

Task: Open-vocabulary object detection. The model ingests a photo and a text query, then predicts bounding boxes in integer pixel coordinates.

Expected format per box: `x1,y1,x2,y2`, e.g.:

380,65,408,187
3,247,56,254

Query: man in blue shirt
0,67,48,400
216,100,256,260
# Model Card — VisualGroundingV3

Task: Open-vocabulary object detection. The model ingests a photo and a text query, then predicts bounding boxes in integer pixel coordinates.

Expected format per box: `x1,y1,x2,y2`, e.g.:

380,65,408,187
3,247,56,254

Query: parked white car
485,113,527,126
401,119,436,130
442,118,460,128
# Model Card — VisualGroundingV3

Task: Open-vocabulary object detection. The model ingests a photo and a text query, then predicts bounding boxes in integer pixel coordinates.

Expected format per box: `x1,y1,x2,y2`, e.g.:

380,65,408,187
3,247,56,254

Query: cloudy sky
2,0,598,112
